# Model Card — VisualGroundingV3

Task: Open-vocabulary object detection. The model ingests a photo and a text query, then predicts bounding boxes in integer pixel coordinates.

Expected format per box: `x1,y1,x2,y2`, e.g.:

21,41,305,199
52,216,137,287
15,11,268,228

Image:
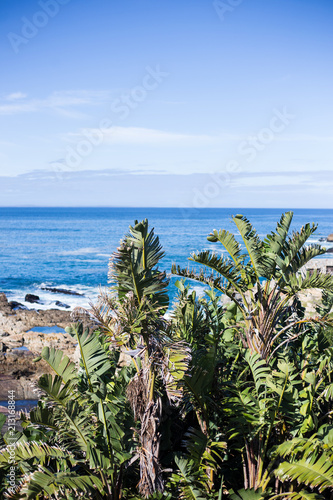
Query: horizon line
0,206,332,210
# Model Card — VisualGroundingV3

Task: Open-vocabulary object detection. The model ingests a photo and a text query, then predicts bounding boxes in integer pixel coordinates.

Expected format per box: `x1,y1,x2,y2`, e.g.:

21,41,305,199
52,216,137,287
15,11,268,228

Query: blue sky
0,0,332,207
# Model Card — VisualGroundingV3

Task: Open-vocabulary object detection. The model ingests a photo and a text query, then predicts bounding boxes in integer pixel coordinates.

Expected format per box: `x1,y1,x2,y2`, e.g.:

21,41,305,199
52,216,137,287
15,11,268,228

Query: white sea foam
58,247,102,256
309,238,333,246
7,283,104,312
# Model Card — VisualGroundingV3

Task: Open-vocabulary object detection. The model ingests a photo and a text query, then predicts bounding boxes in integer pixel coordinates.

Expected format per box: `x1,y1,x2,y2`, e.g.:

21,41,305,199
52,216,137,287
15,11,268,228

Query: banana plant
223,351,300,492
170,282,236,496
172,212,333,361
0,323,131,499
91,219,191,498
222,322,333,496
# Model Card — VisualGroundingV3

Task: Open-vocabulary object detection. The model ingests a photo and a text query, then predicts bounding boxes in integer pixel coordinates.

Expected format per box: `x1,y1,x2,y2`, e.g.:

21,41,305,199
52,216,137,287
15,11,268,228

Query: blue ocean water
0,207,332,310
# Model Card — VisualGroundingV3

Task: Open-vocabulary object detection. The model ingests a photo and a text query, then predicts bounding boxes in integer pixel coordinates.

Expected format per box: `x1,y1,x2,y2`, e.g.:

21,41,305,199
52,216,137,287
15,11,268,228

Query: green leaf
65,323,112,387
276,453,333,492
40,346,77,385
0,413,6,433
110,218,169,309
207,228,243,266
232,214,273,278
229,488,266,500
245,350,271,396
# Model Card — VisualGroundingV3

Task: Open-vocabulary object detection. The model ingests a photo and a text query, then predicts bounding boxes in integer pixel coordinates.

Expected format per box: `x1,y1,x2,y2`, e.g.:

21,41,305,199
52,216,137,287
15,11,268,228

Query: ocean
1,207,332,311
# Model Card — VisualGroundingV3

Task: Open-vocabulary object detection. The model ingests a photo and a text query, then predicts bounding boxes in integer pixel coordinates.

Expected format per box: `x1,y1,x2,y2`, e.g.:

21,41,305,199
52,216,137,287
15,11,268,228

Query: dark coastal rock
0,342,8,353
55,301,71,309
325,247,333,253
41,286,83,296
327,234,333,242
25,294,40,304
9,301,28,310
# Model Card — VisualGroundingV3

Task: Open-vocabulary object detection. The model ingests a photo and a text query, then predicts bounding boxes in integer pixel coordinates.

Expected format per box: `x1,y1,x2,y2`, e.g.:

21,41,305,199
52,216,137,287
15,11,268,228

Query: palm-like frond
171,280,208,348
4,320,132,498
171,455,208,500
274,433,333,493
275,454,333,493
207,228,244,266
277,222,321,274
66,323,112,386
0,441,74,466
182,426,226,470
229,488,266,500
126,218,165,270
280,493,324,500
37,374,92,450
244,351,271,396
263,211,294,277
15,468,104,499
232,215,273,278
109,218,169,309
189,250,249,294
29,405,57,430
38,346,77,385
279,246,326,286
285,269,333,295
264,211,293,257
0,414,6,436
171,264,247,313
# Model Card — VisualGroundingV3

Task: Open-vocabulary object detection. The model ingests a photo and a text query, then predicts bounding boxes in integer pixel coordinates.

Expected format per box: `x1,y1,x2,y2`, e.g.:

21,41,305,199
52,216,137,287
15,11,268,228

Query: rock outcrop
0,293,13,315
0,293,79,402
0,293,72,335
327,234,333,242
25,294,40,304
41,286,83,296
0,349,56,399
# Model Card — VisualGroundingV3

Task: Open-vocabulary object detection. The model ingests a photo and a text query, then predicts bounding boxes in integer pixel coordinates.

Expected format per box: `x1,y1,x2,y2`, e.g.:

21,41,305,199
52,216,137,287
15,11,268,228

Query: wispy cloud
66,126,238,145
277,134,333,143
5,92,27,101
19,168,167,179
0,90,112,116
64,125,333,147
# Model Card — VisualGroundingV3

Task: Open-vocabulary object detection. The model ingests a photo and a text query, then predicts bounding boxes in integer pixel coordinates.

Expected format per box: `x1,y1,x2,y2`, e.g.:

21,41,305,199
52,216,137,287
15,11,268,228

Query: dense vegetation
2,212,333,499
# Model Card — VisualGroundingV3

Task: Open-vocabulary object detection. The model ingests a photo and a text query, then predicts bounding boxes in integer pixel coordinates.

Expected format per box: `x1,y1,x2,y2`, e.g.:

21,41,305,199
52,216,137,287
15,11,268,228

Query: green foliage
0,324,132,499
229,488,268,500
172,211,333,362
2,214,333,499
110,218,169,310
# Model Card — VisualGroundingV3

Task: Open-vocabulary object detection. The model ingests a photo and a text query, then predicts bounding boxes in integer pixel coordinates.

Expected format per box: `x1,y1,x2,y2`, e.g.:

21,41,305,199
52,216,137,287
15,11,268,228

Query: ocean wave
6,283,103,312
308,239,333,246
58,247,101,256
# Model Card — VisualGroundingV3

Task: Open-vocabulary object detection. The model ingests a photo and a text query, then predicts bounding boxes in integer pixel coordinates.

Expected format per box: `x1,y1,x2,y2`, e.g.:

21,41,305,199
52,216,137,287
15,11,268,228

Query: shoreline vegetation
1,212,333,498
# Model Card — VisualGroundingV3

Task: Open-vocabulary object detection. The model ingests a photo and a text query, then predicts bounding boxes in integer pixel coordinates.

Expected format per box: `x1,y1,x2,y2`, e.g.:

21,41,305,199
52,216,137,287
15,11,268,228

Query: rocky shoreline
0,293,79,401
